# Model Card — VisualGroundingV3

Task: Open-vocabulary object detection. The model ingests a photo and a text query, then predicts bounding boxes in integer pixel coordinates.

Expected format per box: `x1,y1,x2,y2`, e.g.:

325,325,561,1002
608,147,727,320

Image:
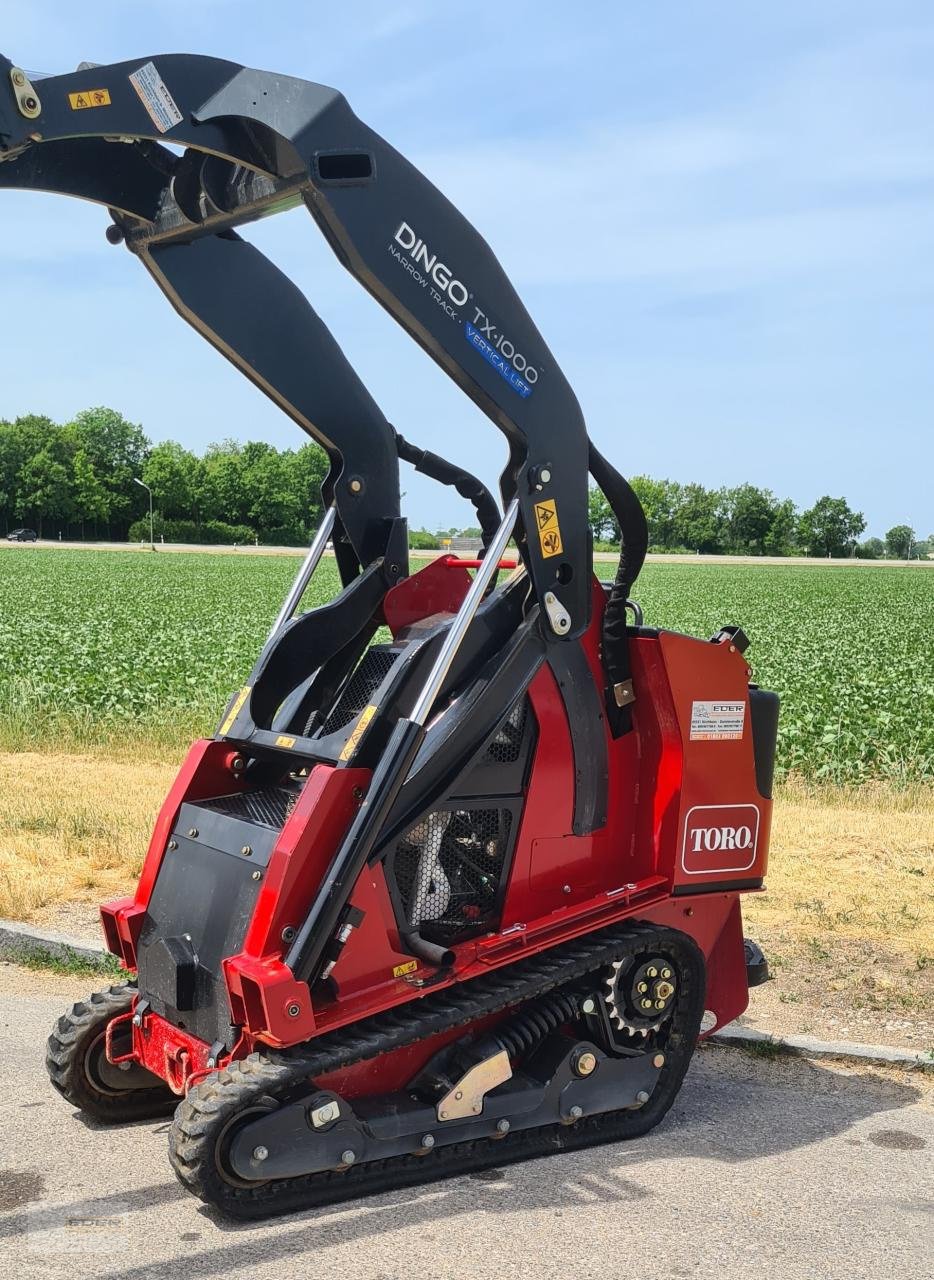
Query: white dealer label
690,700,745,741
129,62,183,134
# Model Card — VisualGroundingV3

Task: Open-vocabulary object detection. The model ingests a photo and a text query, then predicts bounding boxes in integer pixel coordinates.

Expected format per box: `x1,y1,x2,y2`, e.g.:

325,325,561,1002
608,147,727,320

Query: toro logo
681,804,760,876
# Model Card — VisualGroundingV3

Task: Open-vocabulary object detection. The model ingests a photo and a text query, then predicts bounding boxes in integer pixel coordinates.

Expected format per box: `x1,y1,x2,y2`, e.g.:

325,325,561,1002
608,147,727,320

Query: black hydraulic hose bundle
394,430,501,551
588,442,648,732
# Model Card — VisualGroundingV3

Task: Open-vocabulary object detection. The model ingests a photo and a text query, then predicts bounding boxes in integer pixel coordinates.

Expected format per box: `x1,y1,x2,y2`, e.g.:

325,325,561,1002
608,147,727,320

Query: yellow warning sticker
219,685,251,736
534,499,563,558
68,89,112,110
392,960,418,978
275,734,296,749
339,703,378,762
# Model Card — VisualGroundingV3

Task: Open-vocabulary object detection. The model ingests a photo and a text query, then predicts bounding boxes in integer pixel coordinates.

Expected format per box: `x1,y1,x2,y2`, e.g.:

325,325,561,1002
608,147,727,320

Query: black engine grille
200,785,299,829
390,805,515,944
320,646,399,736
481,699,528,764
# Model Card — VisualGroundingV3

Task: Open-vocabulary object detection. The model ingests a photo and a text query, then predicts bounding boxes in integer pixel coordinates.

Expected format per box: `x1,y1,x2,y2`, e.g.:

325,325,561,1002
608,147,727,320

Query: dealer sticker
690,700,745,741
129,61,183,133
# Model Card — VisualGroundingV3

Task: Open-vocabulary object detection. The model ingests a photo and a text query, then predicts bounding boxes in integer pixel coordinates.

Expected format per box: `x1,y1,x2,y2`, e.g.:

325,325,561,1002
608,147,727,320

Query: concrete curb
2,918,931,1071
710,1023,933,1072
0,918,117,972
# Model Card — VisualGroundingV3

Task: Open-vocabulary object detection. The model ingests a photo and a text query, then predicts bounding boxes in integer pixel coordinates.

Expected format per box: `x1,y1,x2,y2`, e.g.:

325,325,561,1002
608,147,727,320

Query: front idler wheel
46,984,176,1122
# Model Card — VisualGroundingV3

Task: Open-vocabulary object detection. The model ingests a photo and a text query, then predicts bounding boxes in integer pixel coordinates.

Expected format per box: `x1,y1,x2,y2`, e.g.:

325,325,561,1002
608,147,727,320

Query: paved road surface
2,973,931,1280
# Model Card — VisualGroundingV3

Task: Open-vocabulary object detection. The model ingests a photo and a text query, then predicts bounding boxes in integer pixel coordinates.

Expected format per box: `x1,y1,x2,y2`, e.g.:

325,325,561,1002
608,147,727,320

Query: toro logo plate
681,804,760,876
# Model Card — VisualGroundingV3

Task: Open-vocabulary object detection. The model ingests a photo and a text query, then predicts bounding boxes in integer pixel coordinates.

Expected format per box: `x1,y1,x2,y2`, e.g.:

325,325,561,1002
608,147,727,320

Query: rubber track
168,920,704,1218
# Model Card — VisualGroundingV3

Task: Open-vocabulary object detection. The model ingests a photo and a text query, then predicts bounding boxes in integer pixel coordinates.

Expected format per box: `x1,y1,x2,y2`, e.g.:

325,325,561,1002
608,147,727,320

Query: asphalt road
2,974,931,1280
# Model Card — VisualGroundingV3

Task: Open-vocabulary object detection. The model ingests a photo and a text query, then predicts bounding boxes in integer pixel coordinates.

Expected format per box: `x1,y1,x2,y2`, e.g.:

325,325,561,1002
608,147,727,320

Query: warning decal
339,704,378,762
690,700,746,741
392,960,418,978
534,499,563,559
68,89,112,111
219,685,251,736
129,61,183,133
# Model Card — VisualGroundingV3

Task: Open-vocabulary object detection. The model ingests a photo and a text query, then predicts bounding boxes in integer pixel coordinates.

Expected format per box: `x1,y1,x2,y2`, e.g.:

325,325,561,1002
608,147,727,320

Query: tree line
0,408,927,557
0,409,327,545
588,479,928,560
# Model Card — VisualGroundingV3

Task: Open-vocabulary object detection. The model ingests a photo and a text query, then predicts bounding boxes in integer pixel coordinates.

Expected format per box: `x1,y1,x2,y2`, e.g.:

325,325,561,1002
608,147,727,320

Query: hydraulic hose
588,442,648,731
394,430,501,551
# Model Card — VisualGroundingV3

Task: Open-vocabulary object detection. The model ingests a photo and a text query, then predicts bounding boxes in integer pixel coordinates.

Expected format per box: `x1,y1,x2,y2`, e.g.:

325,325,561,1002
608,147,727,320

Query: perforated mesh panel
390,807,513,943
481,699,528,764
200,785,298,829
320,646,398,735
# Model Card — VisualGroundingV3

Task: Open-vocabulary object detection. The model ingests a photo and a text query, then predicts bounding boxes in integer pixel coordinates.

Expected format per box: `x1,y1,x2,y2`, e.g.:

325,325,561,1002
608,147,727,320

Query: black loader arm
0,53,590,632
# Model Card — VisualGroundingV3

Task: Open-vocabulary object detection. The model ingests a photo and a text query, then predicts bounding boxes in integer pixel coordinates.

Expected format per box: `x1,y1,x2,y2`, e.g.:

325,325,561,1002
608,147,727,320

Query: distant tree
723,483,776,555
71,448,109,535
142,441,201,520
64,407,148,535
885,524,915,560
588,486,617,541
673,483,724,553
200,440,247,525
629,475,679,548
15,449,72,536
288,443,328,531
798,496,866,557
409,528,440,550
855,537,886,560
764,498,798,556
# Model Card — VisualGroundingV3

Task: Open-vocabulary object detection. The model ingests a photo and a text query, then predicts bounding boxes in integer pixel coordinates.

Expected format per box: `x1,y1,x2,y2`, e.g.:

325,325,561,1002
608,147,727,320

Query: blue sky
1,2,931,538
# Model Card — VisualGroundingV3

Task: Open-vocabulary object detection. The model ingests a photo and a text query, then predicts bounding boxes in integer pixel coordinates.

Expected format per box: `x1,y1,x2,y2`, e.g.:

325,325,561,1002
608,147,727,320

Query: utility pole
133,477,154,550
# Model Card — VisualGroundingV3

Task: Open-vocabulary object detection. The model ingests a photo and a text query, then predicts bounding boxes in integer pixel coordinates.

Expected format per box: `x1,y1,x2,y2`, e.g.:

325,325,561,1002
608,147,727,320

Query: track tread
46,982,177,1122
168,920,705,1218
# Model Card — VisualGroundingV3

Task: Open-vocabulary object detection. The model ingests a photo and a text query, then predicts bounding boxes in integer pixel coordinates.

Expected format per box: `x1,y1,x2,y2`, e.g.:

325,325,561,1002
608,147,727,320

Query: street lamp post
133,477,153,550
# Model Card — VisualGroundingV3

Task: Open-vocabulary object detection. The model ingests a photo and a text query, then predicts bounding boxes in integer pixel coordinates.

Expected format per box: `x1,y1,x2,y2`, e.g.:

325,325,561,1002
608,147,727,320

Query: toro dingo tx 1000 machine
1,54,776,1217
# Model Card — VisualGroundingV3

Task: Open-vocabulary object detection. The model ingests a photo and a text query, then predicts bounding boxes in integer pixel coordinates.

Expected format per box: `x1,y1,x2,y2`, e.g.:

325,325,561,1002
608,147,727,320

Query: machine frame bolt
420,1133,435,1148
568,1105,584,1120
636,1090,650,1104
287,1002,301,1018
251,870,262,881
281,926,296,942
581,998,596,1014
167,839,178,851
12,70,26,86
188,827,199,838
653,1054,665,1068
573,1050,598,1078
241,845,253,857
341,1149,356,1165
496,1119,510,1133
252,1145,269,1162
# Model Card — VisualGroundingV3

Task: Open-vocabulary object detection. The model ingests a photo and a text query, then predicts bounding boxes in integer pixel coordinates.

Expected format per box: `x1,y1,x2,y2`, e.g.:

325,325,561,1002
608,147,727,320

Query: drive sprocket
602,953,680,1037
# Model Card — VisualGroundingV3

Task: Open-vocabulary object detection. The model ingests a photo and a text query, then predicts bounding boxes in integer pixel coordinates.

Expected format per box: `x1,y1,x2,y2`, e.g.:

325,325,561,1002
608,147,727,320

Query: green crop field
0,546,931,783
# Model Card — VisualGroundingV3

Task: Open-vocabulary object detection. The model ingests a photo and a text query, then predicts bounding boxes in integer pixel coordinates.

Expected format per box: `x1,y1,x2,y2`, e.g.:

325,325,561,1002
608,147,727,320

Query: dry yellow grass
747,778,934,955
0,751,174,922
0,754,931,1016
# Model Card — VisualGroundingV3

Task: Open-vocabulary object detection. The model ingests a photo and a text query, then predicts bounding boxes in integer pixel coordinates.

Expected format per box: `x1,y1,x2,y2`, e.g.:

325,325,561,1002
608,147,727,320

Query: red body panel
100,562,768,1088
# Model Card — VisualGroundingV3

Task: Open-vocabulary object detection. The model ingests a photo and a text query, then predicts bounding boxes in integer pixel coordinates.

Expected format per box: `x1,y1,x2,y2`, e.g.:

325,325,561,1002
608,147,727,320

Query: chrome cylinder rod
265,505,336,644
410,498,519,727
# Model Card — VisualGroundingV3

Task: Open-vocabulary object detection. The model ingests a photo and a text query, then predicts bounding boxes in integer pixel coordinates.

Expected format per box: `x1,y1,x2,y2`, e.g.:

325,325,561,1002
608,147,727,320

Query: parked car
6,528,38,542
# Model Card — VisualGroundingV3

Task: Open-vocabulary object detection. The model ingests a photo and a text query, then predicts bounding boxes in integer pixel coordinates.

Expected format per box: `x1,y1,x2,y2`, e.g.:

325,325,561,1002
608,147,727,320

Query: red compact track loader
1,53,777,1217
